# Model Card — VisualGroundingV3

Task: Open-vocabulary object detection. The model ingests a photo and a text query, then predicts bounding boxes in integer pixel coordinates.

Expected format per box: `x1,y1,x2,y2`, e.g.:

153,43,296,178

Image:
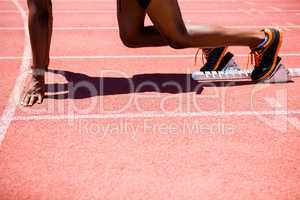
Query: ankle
31,67,46,76
250,31,267,50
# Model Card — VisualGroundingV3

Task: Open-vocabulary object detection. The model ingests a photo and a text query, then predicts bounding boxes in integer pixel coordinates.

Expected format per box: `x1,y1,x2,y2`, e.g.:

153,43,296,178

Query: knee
165,31,188,49
168,39,186,49
119,30,142,48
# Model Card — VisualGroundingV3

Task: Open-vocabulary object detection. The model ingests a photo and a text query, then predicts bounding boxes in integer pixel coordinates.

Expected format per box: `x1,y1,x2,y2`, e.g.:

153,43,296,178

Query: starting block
192,57,300,83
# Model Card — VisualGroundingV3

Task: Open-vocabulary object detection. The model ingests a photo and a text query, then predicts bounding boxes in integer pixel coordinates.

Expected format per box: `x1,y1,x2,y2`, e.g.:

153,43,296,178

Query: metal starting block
192,57,300,83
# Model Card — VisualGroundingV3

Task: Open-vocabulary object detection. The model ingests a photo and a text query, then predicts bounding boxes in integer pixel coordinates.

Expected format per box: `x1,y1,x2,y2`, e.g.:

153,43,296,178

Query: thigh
117,0,146,35
146,0,187,39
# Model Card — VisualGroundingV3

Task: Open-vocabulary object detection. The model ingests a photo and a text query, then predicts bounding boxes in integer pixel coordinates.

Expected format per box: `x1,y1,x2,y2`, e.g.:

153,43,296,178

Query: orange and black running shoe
250,28,283,81
200,47,233,71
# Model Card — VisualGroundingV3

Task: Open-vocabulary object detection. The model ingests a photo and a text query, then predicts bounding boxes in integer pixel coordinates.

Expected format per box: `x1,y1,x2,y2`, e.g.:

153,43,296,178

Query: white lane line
0,0,30,145
0,10,115,13
12,110,300,121
225,25,300,29
1,9,300,14
0,26,119,30
0,53,300,60
269,6,282,12
2,25,300,31
0,0,283,2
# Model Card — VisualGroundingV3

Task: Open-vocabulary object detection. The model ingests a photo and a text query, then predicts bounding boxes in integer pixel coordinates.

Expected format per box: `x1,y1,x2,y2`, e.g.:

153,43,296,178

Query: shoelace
194,48,201,66
194,48,214,66
247,29,269,69
247,49,262,69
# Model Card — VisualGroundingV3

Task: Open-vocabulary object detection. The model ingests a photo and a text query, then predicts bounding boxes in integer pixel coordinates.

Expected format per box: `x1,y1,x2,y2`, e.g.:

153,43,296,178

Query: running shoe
250,28,283,81
200,47,234,71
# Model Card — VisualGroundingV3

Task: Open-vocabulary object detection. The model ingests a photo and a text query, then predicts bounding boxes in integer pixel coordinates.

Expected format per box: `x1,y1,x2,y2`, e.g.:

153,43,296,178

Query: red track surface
1,0,300,199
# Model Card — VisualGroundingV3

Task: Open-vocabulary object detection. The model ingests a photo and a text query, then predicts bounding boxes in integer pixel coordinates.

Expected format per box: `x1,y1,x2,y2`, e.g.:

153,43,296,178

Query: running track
0,0,300,199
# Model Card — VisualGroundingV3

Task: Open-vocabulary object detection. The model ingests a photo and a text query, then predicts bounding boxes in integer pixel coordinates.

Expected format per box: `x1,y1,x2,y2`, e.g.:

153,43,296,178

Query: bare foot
21,73,45,106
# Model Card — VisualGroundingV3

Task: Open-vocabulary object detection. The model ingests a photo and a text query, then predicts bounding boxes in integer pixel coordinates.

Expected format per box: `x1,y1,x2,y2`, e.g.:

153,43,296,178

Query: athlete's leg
27,0,53,69
146,0,282,81
146,0,265,49
117,0,169,47
21,0,52,106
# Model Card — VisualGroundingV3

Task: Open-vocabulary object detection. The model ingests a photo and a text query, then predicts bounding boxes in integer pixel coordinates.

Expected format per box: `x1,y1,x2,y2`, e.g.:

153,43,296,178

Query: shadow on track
45,68,255,99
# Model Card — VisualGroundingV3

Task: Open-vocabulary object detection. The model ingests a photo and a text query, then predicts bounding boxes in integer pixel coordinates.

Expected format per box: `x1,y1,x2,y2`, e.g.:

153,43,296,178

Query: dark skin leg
21,0,52,106
22,0,265,106
117,0,169,47
117,0,265,49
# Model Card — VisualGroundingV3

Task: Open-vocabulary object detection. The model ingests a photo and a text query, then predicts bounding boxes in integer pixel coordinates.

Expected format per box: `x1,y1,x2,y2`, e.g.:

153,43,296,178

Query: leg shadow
45,68,256,100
